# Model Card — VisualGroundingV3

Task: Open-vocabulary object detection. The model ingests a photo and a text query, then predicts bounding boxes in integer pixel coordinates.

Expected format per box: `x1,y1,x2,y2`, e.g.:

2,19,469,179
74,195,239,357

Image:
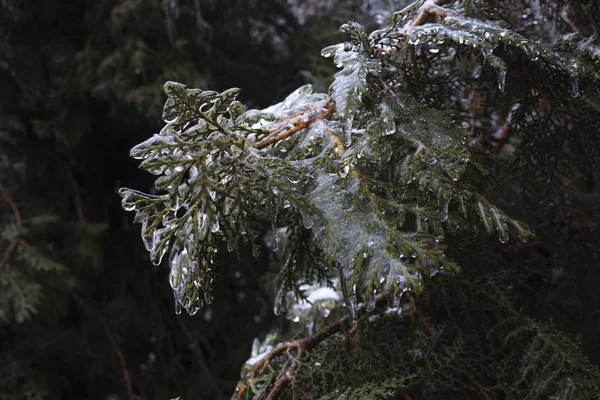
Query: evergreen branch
236,295,389,400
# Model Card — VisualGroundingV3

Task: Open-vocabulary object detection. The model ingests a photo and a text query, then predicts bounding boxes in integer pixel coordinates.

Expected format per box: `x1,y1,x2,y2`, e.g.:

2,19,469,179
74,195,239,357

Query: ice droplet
174,299,182,315
301,212,314,229
283,199,291,209
497,70,506,92
365,292,377,312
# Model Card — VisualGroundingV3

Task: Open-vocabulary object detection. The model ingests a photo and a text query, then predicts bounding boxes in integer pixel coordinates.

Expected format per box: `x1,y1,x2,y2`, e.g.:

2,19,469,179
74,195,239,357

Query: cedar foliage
121,0,600,399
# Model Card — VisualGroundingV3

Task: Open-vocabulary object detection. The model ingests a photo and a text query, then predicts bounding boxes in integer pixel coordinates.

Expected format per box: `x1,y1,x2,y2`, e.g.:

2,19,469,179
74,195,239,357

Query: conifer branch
237,295,388,399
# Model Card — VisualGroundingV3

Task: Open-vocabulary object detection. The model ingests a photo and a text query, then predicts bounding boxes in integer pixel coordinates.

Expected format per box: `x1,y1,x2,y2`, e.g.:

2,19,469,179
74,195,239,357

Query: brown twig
236,295,388,400
410,0,454,27
254,104,333,150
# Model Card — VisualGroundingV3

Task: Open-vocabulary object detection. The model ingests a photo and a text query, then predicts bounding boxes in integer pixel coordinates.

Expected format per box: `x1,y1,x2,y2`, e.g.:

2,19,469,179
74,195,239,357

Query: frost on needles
117,0,600,320
120,1,600,320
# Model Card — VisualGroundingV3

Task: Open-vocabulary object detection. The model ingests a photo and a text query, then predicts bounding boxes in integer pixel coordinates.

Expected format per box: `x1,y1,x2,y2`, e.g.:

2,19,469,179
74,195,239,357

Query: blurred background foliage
0,0,599,399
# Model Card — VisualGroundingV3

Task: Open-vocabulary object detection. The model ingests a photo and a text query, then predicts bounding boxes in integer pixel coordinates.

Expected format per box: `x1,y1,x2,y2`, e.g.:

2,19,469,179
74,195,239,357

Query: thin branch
408,0,454,28
236,295,388,399
254,104,334,150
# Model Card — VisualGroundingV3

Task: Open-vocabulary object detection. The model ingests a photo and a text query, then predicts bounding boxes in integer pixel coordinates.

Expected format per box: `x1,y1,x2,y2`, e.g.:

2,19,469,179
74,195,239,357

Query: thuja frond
121,1,548,319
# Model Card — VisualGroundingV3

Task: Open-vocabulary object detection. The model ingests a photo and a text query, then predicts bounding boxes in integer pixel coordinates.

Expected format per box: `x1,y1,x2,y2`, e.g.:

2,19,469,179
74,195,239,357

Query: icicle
345,115,354,146
497,70,506,92
271,196,279,252
365,291,377,312
571,78,580,98
174,299,182,315
141,220,154,252
491,207,509,243
339,268,358,325
439,198,450,222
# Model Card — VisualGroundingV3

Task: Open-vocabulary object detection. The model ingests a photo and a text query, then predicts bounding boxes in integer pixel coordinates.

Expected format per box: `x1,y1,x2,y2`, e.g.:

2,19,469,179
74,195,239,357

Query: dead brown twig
254,104,334,150
410,0,454,27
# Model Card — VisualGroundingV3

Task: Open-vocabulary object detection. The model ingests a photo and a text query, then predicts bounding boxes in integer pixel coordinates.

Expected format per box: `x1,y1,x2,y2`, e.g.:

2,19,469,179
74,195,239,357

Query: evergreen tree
122,0,600,399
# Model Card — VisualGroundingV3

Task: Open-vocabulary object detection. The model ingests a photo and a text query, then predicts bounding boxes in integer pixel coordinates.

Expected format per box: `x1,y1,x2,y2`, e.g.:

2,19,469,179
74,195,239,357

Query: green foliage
121,0,600,399
122,1,539,321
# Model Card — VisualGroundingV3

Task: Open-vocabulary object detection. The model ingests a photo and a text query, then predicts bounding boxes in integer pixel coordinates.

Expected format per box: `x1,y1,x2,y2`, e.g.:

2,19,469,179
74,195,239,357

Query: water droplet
497,70,506,92
283,199,291,209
